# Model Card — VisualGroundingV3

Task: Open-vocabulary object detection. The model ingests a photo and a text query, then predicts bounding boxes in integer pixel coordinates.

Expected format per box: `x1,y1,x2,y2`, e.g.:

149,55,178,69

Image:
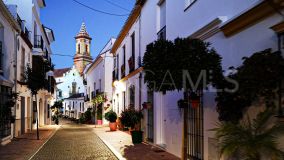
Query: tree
24,57,53,140
51,100,63,125
143,38,223,159
211,108,284,160
216,49,284,123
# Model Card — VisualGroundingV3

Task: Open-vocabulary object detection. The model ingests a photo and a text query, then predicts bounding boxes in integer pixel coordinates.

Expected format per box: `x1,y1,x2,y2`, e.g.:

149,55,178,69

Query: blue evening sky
41,0,135,69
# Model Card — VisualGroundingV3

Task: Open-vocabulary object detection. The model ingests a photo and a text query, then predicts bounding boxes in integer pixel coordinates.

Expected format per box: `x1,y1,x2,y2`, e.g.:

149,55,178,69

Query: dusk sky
41,0,135,69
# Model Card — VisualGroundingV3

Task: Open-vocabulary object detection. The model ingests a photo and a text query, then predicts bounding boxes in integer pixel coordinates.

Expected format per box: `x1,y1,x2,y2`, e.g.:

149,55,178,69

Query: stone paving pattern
93,126,180,160
0,125,57,160
31,124,118,160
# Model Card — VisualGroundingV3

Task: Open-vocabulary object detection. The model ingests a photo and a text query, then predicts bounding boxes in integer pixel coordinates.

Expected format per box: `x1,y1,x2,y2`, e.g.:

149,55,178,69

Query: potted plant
105,110,117,131
97,104,103,125
120,107,143,143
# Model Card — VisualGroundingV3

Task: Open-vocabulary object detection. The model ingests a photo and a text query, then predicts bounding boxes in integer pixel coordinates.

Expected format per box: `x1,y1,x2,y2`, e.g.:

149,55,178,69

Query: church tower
74,22,93,75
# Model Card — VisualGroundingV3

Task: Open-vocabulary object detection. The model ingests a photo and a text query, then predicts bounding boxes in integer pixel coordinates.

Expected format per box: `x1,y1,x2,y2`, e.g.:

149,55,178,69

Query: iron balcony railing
34,35,43,50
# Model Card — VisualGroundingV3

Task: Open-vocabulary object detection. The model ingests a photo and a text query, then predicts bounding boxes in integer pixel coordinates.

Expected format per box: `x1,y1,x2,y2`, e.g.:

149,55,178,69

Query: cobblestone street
31,123,118,160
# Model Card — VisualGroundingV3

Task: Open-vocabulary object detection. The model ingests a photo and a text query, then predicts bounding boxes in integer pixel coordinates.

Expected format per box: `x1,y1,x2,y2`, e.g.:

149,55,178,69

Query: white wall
56,66,85,99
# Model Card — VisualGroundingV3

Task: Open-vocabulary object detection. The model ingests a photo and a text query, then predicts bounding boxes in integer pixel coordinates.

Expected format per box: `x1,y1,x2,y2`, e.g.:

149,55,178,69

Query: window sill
184,0,197,12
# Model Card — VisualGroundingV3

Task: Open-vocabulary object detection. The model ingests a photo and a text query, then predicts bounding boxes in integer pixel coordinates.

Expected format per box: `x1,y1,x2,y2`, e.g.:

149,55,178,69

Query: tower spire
74,22,93,75
75,22,91,40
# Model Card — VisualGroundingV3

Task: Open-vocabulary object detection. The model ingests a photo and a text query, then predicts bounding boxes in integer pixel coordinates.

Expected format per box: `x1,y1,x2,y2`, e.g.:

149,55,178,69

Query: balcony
17,14,32,48
157,26,166,40
34,35,43,50
121,64,125,78
128,56,135,73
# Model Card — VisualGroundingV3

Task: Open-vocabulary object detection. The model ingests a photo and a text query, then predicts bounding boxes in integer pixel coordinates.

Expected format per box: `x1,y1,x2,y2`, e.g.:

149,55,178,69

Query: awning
0,75,14,87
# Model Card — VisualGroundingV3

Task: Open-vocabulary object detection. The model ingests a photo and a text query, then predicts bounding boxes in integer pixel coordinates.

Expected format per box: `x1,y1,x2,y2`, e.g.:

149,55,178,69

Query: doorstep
1,135,12,146
93,126,180,160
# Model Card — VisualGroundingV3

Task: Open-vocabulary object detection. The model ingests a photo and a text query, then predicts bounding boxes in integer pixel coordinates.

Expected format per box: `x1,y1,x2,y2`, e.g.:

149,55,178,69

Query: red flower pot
109,122,117,131
97,120,102,125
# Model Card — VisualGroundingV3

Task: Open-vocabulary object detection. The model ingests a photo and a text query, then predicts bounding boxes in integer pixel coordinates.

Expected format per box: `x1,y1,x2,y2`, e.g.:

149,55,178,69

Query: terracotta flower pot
109,122,117,131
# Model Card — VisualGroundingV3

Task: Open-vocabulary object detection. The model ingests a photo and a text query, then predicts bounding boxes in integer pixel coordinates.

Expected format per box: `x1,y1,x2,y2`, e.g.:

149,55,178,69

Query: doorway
20,96,25,134
147,91,154,142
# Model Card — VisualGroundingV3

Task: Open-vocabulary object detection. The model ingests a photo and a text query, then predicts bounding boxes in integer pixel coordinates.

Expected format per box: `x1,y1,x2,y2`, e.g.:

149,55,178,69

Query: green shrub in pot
120,107,143,143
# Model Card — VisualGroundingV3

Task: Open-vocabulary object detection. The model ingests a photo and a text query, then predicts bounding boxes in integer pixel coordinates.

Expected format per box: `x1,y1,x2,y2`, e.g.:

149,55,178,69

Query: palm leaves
211,109,284,160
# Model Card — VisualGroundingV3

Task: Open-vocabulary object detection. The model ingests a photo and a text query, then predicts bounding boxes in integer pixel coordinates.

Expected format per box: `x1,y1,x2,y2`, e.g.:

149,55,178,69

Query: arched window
85,44,88,53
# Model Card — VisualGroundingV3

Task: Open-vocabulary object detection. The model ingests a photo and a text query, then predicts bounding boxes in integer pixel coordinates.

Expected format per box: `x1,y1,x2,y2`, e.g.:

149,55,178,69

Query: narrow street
31,121,117,160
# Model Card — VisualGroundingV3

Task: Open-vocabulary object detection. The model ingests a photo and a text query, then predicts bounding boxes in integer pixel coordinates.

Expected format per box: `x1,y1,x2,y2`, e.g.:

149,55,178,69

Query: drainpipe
13,32,19,138
138,15,142,111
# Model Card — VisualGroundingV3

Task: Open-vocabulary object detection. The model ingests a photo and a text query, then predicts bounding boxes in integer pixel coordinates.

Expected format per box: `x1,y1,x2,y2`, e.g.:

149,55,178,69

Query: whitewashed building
84,38,115,124
5,0,56,136
55,22,93,118
111,0,284,159
0,0,20,145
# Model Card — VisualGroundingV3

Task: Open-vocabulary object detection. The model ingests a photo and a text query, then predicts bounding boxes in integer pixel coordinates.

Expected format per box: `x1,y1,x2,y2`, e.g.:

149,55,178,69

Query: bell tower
74,22,93,75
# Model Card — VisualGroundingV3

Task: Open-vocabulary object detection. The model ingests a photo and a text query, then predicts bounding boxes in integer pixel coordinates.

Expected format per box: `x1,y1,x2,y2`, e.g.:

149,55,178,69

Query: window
187,91,203,160
99,79,102,92
129,85,135,107
58,90,62,97
80,103,81,111
21,47,25,79
78,44,80,53
157,26,166,40
0,85,12,138
158,1,166,40
131,33,135,66
185,0,196,11
85,44,88,53
123,45,126,65
93,82,96,91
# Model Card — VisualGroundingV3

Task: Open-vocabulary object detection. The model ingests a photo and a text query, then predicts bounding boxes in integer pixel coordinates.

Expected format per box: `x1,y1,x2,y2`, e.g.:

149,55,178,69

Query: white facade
5,0,55,135
63,96,85,119
0,0,20,145
55,66,85,118
56,66,85,99
111,0,284,159
84,38,115,124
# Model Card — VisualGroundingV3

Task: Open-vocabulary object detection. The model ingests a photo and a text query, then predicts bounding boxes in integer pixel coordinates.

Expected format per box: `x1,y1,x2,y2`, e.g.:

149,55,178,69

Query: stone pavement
92,126,180,160
31,123,118,160
0,125,59,160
